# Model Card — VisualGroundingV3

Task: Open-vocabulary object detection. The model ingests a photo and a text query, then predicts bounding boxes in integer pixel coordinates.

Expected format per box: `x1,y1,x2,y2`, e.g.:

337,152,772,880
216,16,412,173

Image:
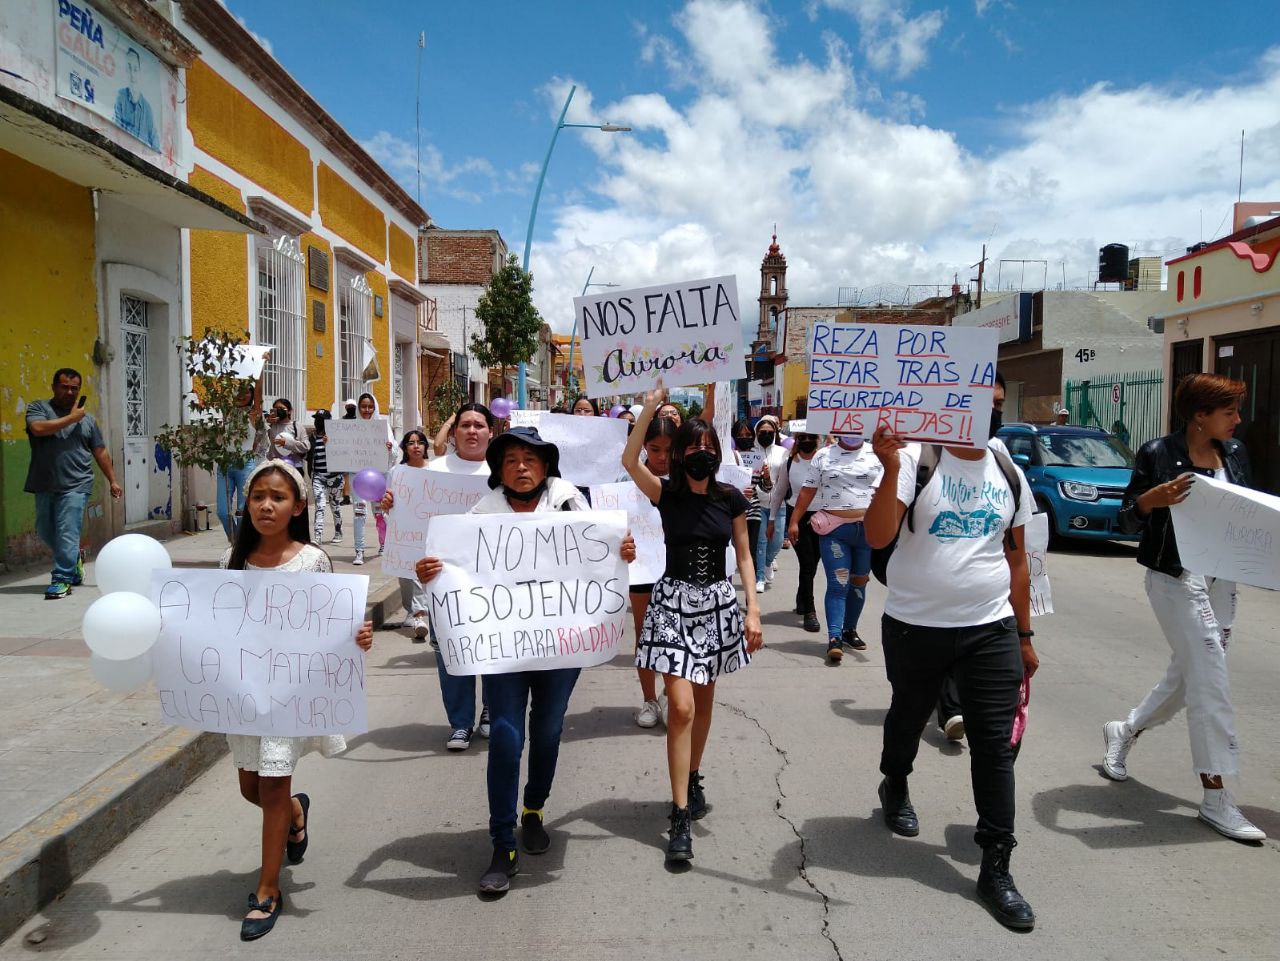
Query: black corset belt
664,542,727,585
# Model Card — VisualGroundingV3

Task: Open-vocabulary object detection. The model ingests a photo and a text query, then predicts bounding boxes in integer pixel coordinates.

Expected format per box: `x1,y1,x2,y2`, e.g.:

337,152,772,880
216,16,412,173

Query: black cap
484,427,562,489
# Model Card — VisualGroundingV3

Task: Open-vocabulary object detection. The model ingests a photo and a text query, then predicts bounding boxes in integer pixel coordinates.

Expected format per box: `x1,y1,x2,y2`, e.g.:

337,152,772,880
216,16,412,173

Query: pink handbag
809,510,854,536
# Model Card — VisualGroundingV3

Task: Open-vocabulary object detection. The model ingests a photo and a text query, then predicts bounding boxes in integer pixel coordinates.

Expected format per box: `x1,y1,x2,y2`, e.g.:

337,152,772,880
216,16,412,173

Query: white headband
245,458,309,505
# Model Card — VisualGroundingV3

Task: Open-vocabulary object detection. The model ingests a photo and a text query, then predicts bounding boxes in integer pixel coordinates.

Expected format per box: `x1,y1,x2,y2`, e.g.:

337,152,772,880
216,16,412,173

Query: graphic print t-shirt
885,448,1033,628
803,443,883,512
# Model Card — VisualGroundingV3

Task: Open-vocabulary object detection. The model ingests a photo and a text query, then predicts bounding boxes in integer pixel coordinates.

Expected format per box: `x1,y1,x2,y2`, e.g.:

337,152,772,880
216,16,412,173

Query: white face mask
836,436,864,450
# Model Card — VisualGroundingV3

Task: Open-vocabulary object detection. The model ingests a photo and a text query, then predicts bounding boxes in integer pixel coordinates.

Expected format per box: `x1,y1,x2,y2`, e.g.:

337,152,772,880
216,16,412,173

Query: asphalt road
6,539,1279,961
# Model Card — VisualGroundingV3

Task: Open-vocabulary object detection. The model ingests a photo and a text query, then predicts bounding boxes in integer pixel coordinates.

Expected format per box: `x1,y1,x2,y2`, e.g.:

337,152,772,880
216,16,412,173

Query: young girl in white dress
223,459,373,941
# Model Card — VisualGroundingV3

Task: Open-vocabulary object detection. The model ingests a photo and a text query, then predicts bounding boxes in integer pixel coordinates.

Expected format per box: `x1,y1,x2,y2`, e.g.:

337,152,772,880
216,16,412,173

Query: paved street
4,540,1278,960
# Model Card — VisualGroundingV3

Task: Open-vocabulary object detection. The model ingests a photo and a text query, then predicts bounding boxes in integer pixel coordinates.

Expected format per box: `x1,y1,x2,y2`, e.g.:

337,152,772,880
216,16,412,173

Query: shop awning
0,86,260,233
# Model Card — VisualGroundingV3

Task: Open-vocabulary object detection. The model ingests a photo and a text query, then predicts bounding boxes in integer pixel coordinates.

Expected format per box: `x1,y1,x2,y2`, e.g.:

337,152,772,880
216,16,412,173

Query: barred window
255,235,306,411
339,272,374,401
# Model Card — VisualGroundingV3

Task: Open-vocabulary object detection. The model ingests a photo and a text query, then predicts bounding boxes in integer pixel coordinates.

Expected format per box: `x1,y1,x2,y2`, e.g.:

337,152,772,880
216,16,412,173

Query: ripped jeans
817,521,871,642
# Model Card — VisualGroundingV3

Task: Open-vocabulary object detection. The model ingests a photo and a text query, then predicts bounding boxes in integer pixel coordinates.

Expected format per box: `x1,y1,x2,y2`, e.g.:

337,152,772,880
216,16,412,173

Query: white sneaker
330,531,342,544
658,693,669,728
943,715,966,741
412,614,429,639
1102,720,1137,781
756,579,766,594
635,699,661,728
353,549,365,566
1199,788,1266,841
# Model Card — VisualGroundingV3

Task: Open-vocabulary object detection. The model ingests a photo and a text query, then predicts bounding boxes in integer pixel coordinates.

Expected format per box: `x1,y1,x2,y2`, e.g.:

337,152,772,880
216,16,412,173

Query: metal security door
121,295,150,523
1216,327,1280,494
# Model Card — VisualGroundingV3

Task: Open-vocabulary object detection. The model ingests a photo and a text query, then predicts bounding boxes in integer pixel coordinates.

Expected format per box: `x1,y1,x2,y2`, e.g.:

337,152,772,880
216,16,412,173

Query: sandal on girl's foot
286,793,310,864
240,892,283,941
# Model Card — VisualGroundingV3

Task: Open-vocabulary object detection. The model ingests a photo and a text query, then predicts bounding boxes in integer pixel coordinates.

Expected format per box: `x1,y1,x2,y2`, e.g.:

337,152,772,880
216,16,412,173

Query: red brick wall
423,234,496,284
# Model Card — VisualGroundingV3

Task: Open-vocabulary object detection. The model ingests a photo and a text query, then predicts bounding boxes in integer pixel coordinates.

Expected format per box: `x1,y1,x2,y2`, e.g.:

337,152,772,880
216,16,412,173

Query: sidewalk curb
0,577,400,944
0,728,227,944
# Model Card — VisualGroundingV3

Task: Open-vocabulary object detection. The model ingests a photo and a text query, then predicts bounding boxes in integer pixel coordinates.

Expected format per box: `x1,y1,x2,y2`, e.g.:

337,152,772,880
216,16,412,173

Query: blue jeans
756,504,785,580
818,521,871,641
485,668,581,849
215,461,256,538
33,491,89,583
435,653,487,731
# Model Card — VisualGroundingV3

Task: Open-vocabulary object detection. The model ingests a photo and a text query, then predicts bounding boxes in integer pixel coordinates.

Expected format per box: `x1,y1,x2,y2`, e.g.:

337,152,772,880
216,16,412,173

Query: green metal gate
1065,368,1163,451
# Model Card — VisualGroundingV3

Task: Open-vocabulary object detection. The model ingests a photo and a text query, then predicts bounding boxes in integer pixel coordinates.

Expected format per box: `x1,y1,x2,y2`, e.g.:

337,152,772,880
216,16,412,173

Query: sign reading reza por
573,276,746,397
150,569,370,736
806,322,999,447
424,510,630,676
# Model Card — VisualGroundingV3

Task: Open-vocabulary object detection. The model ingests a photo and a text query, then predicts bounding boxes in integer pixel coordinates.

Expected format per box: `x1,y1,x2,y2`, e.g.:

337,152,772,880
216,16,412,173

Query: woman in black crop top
623,382,763,864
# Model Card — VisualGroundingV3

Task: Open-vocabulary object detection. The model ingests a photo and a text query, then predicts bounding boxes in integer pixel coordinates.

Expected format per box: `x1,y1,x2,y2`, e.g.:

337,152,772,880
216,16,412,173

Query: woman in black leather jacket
1101,373,1264,842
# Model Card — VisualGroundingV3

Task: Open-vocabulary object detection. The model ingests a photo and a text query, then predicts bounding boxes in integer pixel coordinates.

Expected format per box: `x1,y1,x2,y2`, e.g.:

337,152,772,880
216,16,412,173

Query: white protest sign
739,450,766,473
381,466,492,579
324,417,389,473
590,483,665,585
573,275,747,398
532,413,630,487
717,463,753,491
788,420,808,434
424,510,630,675
228,344,273,380
508,409,541,428
712,379,735,457
1171,473,1280,590
1027,512,1053,616
806,322,998,447
150,569,369,736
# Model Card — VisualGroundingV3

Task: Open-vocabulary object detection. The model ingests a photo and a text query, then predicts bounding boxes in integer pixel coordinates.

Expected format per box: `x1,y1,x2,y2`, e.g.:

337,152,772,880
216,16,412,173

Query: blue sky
225,0,1278,329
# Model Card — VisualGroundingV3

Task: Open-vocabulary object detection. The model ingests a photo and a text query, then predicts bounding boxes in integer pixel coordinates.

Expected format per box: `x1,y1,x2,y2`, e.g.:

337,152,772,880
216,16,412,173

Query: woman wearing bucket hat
415,427,637,895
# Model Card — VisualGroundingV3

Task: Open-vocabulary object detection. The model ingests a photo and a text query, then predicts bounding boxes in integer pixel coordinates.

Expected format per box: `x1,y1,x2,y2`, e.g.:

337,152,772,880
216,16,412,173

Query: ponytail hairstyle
451,401,495,432
227,462,313,571
667,417,730,503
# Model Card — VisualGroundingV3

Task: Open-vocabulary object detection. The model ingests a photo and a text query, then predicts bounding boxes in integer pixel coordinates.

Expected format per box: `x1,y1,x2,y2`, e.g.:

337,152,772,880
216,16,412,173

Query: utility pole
970,244,988,308
415,32,424,205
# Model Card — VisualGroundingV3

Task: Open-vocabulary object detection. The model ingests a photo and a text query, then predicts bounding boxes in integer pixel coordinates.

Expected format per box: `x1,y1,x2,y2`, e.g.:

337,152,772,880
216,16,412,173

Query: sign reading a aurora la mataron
573,276,747,398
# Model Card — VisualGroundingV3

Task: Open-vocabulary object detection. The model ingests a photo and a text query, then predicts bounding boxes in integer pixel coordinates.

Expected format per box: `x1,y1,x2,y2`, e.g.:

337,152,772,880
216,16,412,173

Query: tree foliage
470,254,544,388
430,379,466,433
155,330,259,478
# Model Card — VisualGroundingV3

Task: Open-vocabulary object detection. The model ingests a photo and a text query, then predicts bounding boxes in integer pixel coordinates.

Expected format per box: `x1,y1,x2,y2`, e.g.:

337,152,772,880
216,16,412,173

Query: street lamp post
516,83,630,408
565,266,618,400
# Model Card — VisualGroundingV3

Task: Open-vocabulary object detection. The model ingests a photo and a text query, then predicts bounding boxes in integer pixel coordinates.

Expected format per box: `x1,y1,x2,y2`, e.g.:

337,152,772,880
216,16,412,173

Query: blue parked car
996,424,1139,546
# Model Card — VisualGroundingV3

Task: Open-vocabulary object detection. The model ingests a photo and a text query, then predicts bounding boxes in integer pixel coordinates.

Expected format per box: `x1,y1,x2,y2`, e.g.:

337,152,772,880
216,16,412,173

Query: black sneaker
826,639,844,663
689,770,708,820
521,811,550,854
803,612,821,633
667,804,693,862
842,629,867,652
478,847,519,894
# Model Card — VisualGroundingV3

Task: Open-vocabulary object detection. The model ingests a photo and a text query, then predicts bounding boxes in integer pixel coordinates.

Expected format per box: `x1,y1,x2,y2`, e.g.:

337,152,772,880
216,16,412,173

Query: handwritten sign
739,450,766,473
150,569,369,736
529,412,630,487
1027,512,1053,616
574,275,746,397
1171,473,1280,590
717,463,753,491
508,409,541,428
325,417,389,473
424,510,630,675
788,419,808,434
589,483,666,585
381,466,492,578
805,322,998,447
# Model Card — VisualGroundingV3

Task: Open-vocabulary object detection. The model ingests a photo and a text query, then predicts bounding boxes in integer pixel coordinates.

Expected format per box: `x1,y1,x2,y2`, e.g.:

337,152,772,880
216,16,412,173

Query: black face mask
990,409,1003,437
683,450,718,481
757,431,775,447
734,436,753,451
797,438,819,453
503,479,547,503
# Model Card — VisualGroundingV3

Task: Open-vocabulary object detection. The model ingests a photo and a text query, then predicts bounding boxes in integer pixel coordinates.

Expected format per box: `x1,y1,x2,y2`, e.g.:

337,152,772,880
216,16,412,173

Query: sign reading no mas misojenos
573,276,747,398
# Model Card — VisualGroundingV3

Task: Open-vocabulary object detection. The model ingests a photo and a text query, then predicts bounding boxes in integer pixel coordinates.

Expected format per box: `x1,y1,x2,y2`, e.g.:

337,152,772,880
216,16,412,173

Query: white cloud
519,1,1280,336
820,0,946,78
362,131,506,204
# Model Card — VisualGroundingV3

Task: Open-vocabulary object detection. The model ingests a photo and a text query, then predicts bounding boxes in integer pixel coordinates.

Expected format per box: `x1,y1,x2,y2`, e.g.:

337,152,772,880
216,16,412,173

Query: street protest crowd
24,297,1270,942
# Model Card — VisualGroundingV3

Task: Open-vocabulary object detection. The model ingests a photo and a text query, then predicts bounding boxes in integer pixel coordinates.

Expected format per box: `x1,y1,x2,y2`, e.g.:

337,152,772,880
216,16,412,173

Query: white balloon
95,534,172,597
82,592,162,661
89,652,153,692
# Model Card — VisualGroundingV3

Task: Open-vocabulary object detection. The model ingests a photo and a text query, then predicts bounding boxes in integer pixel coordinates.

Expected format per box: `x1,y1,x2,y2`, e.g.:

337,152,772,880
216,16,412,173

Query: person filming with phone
24,368,122,600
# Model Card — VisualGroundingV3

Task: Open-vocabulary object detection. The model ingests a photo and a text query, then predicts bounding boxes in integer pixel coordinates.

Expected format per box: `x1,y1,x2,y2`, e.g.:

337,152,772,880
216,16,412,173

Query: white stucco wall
1043,290,1165,382
423,283,486,388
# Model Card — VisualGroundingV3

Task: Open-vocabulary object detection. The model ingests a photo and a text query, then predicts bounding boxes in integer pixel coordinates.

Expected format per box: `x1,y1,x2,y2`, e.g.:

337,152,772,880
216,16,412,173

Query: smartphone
77,395,88,409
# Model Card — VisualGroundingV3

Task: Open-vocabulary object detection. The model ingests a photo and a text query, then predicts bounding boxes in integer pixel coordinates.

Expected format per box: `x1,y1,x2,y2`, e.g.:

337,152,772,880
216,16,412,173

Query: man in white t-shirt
863,413,1039,932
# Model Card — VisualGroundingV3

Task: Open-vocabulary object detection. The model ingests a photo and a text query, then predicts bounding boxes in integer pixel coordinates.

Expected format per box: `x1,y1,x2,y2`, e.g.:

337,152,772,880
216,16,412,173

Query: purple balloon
609,404,625,418
780,435,795,450
490,397,512,419
352,469,387,502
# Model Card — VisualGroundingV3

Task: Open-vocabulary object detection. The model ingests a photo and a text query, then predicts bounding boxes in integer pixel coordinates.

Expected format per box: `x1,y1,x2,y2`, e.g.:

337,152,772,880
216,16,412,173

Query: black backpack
870,445,1022,586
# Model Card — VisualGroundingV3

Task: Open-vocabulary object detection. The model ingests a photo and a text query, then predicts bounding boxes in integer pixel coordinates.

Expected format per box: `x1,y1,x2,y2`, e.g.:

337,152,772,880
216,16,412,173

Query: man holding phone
25,368,122,599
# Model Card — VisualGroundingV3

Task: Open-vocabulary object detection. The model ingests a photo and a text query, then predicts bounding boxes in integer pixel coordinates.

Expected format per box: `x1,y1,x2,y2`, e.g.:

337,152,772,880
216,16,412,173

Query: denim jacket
1118,431,1251,577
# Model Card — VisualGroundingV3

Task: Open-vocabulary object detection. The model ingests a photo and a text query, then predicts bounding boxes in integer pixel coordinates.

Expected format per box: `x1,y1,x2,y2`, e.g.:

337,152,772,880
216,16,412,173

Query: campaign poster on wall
54,0,163,151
